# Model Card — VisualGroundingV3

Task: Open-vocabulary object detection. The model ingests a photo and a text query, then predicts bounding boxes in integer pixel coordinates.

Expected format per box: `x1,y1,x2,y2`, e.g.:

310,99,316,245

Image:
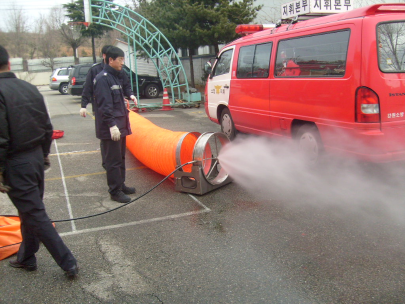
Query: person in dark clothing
81,45,137,170
0,45,78,278
93,46,136,203
80,45,137,117
80,45,111,116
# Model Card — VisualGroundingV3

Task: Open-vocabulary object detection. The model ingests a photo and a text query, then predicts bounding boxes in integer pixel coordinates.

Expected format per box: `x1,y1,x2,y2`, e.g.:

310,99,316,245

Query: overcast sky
0,0,281,32
0,0,133,32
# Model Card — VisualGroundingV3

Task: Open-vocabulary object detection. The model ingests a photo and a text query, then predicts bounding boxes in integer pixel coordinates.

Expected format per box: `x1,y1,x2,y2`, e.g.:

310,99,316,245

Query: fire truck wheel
220,108,237,140
296,124,324,165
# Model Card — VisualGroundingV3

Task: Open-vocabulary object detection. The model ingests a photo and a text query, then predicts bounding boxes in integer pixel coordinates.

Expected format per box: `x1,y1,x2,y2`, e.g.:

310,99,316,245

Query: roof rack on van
286,16,299,31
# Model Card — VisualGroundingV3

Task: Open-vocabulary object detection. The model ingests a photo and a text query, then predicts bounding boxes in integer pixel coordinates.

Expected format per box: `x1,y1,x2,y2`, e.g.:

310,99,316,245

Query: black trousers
101,137,127,194
5,146,76,271
100,140,106,169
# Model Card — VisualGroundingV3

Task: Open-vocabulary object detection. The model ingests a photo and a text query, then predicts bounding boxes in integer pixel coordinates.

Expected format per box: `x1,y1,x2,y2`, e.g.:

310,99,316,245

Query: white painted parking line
47,102,77,232
60,207,210,237
188,194,211,211
49,150,98,156
51,146,211,236
45,100,211,238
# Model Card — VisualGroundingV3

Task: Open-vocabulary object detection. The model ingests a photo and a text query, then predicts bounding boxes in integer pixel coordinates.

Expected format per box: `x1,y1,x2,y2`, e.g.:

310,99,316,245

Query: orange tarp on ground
0,216,21,261
126,111,198,177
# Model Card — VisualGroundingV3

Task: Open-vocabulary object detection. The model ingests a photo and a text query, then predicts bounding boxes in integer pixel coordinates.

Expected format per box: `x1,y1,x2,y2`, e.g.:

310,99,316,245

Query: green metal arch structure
89,0,190,105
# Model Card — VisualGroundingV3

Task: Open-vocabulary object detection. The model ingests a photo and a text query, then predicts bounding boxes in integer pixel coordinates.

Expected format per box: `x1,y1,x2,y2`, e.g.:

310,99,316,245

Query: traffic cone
161,88,173,111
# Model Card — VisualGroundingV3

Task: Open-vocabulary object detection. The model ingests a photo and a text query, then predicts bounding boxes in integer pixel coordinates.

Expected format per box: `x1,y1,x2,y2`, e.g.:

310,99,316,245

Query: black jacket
82,62,134,108
120,70,134,100
93,65,132,140
0,72,53,172
81,62,104,108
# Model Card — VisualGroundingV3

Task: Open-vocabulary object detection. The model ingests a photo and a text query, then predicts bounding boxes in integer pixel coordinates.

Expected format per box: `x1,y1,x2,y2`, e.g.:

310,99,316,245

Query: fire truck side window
377,21,405,73
237,46,255,78
275,30,350,77
212,49,233,77
237,43,272,78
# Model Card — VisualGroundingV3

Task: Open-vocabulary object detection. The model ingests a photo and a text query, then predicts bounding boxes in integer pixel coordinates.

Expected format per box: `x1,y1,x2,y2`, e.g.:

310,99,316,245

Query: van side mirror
204,61,212,75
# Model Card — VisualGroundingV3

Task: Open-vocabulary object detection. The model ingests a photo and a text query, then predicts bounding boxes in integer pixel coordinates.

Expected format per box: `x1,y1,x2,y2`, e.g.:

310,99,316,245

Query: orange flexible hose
126,111,199,177
0,216,21,260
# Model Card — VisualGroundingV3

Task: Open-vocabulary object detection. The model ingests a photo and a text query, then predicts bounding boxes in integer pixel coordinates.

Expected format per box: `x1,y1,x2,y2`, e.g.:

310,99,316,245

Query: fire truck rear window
275,30,350,77
237,43,272,78
377,21,405,73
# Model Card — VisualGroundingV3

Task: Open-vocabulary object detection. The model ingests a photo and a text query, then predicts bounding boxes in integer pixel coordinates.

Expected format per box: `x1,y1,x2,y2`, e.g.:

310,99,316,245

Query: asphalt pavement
1,86,405,303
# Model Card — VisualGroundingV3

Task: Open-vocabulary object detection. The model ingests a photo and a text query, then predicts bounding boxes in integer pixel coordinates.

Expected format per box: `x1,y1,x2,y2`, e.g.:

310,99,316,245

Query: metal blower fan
175,132,232,195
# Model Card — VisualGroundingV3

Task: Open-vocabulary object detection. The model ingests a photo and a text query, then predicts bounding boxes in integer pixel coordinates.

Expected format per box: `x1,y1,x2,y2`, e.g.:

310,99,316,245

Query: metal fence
9,56,102,73
10,54,215,86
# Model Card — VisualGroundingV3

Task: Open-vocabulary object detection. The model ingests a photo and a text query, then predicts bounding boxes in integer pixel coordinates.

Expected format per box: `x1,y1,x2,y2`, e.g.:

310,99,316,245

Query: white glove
130,95,138,106
80,108,87,117
110,125,121,141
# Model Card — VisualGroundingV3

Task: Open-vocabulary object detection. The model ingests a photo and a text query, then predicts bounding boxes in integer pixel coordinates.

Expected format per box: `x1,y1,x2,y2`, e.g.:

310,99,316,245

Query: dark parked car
68,63,163,99
122,65,163,99
67,63,93,96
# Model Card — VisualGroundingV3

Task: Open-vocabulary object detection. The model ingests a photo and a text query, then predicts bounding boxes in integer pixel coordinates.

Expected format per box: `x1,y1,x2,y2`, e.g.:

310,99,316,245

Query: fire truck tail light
235,24,276,35
361,104,379,114
71,77,76,86
356,87,380,123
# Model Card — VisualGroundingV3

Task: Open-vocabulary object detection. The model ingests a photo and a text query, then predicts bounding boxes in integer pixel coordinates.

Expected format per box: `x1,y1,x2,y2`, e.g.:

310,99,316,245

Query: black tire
144,84,160,99
296,124,324,165
59,83,69,95
220,108,237,140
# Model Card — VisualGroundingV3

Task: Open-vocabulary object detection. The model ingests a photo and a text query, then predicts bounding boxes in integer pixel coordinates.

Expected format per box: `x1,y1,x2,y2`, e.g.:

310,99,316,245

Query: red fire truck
204,4,405,163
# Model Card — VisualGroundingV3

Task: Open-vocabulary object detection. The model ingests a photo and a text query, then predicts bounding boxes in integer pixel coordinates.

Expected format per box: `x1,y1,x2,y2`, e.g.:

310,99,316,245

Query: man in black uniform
0,45,78,278
94,46,135,203
80,44,111,116
80,44,137,117
80,45,137,170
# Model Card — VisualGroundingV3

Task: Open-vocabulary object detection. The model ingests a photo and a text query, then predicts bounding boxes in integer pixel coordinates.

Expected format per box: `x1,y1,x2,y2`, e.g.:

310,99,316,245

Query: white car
49,67,72,95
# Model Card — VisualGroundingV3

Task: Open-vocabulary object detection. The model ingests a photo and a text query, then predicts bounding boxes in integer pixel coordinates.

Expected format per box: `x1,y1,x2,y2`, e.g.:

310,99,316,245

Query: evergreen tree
138,0,262,87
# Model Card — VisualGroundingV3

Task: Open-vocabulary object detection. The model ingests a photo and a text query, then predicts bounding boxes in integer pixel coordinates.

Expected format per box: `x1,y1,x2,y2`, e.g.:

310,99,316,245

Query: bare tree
60,23,85,64
6,5,30,59
38,7,66,71
29,20,44,60
0,30,9,48
254,0,285,23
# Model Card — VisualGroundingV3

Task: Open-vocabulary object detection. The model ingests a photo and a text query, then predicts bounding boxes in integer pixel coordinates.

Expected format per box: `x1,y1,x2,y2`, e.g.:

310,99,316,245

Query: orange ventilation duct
126,111,200,177
0,216,21,260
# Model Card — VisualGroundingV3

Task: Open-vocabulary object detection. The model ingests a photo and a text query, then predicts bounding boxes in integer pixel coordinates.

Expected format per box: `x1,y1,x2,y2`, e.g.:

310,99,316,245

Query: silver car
49,67,72,95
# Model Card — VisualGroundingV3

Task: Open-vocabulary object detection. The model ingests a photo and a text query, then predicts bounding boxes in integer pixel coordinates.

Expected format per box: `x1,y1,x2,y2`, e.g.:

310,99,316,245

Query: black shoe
122,185,136,195
65,264,79,279
9,260,37,271
110,190,131,203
